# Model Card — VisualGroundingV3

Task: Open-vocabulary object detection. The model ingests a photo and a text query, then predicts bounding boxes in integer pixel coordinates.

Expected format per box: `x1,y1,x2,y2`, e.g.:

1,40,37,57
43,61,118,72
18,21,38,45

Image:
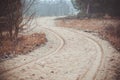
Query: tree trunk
86,3,90,15
0,0,22,40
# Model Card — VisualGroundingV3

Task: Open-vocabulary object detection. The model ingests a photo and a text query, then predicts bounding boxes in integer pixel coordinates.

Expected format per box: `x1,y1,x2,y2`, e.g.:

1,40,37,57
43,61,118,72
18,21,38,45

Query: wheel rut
68,28,104,80
0,27,65,76
0,18,104,80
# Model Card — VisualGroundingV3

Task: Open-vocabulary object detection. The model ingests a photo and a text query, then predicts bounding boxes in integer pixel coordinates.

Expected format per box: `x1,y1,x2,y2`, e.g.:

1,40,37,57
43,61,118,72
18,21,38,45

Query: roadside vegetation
0,0,47,60
56,18,120,51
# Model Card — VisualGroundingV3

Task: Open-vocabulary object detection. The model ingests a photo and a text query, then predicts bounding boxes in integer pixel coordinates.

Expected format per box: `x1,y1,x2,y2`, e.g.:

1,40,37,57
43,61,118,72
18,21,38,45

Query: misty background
26,0,78,16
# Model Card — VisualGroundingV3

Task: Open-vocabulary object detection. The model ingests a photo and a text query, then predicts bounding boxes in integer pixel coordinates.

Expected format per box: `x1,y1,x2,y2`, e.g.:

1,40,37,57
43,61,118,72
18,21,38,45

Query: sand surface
0,17,119,80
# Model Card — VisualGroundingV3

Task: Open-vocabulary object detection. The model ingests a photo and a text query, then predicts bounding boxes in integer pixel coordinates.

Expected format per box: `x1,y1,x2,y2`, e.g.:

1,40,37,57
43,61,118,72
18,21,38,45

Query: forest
71,0,120,18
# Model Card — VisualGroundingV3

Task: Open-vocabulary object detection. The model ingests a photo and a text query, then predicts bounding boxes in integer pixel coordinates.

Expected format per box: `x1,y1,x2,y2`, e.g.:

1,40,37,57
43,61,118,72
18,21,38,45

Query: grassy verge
56,18,120,51
0,33,47,60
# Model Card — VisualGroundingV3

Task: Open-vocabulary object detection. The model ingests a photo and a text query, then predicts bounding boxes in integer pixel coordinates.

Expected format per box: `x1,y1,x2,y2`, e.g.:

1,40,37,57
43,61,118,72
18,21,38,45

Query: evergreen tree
71,0,120,17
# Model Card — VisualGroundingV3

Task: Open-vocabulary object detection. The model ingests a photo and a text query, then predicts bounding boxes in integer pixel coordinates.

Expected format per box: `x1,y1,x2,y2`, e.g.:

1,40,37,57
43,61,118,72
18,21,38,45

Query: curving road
0,17,116,80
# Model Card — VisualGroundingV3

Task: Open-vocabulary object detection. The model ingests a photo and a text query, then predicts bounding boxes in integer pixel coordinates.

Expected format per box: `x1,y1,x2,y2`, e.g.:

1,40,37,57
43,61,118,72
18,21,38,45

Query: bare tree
0,0,35,54
0,0,35,40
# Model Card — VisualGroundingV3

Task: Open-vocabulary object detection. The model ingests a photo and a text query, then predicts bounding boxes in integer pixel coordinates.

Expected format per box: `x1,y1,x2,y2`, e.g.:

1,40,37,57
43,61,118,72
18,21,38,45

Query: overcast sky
37,0,71,3
37,0,73,6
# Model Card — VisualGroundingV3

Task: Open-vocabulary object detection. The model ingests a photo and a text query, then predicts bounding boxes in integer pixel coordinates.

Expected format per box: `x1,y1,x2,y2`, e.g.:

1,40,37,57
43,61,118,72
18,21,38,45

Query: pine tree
71,0,120,17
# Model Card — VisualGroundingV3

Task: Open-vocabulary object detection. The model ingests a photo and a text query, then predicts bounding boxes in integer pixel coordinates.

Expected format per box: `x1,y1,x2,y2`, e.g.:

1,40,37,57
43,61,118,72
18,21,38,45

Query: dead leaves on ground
0,33,47,57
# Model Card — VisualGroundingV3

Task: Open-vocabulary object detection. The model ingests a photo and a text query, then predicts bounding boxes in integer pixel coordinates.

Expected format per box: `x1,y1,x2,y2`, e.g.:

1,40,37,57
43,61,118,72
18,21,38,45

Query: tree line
71,0,120,18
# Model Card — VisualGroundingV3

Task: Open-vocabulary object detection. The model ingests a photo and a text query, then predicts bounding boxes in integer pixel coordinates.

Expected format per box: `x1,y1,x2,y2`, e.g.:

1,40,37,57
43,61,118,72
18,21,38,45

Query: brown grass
101,25,120,51
56,18,120,51
0,33,47,58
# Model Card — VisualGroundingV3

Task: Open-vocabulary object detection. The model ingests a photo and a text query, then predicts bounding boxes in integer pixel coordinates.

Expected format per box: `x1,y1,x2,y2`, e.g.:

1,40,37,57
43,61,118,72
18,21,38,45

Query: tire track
37,17,104,80
0,27,65,76
68,28,104,80
36,17,104,80
0,18,104,80
39,26,104,80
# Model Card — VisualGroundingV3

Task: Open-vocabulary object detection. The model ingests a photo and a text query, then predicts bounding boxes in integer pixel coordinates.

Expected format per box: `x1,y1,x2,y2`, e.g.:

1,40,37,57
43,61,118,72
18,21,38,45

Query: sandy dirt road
0,17,119,80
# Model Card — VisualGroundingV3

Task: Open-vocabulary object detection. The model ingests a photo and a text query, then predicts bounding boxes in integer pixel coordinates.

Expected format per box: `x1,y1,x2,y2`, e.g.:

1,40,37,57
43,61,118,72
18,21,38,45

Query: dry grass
101,24,120,51
0,33,47,59
56,17,120,79
56,18,120,51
